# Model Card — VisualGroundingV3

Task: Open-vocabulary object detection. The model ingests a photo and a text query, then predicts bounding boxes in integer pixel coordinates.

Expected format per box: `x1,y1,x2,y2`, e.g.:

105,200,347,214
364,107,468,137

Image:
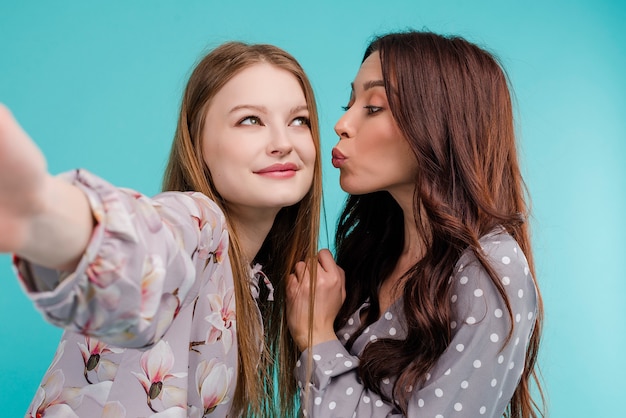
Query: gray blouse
295,230,538,417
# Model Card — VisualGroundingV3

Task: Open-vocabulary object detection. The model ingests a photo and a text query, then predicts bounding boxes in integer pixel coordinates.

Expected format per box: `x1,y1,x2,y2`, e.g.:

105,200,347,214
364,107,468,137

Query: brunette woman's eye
291,116,311,127
342,96,355,112
239,116,263,126
364,105,382,115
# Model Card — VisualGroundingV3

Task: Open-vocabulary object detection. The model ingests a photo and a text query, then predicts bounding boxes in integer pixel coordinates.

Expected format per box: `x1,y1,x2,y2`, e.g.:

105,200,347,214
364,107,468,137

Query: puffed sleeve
14,169,229,349
295,232,538,417
296,339,403,417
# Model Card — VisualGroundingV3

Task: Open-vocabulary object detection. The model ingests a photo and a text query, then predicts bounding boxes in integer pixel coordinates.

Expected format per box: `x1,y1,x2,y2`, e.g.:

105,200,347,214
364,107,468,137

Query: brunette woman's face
333,51,417,198
202,63,316,215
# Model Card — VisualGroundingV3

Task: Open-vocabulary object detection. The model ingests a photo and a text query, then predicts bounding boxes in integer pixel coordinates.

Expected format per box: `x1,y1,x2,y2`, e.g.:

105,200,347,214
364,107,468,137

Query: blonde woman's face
202,63,316,216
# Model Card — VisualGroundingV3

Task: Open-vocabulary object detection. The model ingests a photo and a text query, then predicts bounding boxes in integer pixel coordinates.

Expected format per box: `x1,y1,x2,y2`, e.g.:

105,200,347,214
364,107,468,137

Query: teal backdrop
1,1,624,416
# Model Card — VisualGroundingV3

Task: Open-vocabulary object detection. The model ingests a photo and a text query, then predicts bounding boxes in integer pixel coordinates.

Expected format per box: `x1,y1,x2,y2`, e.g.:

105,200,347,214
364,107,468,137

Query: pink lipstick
255,162,298,178
331,148,346,168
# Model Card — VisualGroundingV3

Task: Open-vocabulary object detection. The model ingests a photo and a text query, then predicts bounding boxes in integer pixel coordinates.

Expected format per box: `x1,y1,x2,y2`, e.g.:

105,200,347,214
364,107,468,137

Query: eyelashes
340,105,382,115
364,105,382,115
238,116,263,126
291,116,311,127
236,115,311,127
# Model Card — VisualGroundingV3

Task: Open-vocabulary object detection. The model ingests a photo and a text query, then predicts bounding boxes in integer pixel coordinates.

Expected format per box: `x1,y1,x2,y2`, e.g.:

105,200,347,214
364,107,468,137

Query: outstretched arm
0,104,93,270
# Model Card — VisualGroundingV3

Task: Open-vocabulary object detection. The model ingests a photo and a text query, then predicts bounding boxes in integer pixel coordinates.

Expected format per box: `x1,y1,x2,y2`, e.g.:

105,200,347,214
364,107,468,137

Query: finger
294,260,307,279
286,273,297,296
317,248,337,273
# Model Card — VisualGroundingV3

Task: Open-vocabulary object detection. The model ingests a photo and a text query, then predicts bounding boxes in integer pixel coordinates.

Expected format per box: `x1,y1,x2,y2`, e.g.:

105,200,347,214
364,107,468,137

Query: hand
0,104,49,253
286,249,346,352
0,104,92,269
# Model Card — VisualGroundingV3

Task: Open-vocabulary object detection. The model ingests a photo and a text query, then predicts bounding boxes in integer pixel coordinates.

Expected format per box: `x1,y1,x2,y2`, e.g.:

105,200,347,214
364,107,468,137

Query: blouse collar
249,263,274,302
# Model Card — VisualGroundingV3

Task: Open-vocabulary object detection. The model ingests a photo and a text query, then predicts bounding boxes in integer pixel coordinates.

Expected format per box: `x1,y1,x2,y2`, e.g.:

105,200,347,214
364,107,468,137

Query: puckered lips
331,148,346,168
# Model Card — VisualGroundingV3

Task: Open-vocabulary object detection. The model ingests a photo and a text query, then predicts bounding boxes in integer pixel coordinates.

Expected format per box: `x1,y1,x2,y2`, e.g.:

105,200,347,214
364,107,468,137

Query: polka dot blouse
295,229,538,417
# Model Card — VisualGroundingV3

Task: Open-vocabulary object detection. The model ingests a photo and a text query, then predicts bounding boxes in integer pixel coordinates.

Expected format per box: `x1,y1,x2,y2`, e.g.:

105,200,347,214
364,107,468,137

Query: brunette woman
287,31,544,418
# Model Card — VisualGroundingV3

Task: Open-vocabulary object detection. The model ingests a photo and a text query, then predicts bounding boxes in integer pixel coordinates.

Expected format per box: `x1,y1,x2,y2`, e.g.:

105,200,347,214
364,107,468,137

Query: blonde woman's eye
291,117,311,127
239,116,262,126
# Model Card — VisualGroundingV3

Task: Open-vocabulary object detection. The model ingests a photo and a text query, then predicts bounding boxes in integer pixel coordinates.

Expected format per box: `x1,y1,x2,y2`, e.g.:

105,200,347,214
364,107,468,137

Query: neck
226,205,279,263
378,187,425,312
389,187,424,261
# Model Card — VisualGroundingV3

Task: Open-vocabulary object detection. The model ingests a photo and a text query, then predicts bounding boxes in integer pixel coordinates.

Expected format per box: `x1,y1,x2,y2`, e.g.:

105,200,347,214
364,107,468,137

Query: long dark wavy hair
334,31,544,417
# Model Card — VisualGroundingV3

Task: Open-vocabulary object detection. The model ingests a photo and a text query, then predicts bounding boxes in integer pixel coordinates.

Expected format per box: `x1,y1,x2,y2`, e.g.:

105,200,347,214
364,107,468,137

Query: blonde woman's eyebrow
229,104,268,114
290,105,309,114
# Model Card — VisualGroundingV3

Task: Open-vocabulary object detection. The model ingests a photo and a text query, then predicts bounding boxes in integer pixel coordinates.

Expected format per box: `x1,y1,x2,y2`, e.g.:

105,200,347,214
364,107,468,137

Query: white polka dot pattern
294,230,538,417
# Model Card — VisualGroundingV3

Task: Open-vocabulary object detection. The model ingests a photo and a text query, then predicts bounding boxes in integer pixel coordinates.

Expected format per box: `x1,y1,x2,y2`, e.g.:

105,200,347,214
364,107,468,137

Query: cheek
298,136,317,165
203,139,240,172
203,146,238,192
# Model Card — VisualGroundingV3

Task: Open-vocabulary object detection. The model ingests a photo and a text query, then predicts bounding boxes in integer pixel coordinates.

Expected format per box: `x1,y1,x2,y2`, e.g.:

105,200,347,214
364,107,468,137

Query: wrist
20,176,93,270
310,330,338,349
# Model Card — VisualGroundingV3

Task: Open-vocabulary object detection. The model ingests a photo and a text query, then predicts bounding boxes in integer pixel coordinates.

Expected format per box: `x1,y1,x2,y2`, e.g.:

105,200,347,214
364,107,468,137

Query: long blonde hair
162,42,322,417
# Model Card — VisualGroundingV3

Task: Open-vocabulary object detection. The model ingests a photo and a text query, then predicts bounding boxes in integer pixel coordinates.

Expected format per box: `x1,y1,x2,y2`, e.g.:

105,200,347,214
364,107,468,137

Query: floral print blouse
295,229,538,417
15,169,258,418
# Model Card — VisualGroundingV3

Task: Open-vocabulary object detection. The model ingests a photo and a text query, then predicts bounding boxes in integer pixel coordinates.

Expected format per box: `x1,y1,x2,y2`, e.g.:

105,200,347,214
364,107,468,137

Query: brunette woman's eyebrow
363,80,384,90
349,80,384,94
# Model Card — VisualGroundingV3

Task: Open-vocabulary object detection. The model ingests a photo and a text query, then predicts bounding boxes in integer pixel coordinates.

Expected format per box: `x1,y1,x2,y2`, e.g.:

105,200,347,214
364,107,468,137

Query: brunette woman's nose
334,112,353,140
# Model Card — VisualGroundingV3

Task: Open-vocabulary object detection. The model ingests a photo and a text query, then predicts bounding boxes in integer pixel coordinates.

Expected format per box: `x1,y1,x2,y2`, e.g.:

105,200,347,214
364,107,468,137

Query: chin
340,180,369,196
280,196,307,208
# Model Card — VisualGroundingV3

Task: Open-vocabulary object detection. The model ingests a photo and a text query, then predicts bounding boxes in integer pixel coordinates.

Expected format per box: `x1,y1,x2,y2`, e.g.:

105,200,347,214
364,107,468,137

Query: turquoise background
1,1,624,416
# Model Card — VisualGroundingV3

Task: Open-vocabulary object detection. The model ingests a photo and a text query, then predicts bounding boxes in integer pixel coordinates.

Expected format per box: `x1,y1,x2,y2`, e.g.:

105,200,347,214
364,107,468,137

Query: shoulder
451,229,537,315
154,190,226,221
63,169,227,227
456,229,531,284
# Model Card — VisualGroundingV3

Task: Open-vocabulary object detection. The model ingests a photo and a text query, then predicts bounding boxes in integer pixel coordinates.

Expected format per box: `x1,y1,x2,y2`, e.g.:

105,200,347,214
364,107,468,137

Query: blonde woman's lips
254,162,298,178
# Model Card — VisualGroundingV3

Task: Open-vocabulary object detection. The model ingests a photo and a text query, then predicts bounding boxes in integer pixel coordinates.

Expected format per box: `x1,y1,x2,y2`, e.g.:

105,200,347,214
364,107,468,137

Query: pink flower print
45,340,66,373
190,197,227,262
132,340,187,413
195,224,227,264
159,385,188,410
78,337,124,384
102,401,126,418
73,306,110,337
195,359,233,415
133,195,165,234
27,369,82,418
139,255,167,323
152,293,181,340
204,281,236,353
190,198,218,240
86,245,127,289
211,229,228,264
101,193,139,242
80,381,113,407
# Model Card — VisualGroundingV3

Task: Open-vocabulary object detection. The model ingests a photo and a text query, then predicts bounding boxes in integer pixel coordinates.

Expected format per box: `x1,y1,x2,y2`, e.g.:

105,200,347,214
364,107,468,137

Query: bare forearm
16,175,94,271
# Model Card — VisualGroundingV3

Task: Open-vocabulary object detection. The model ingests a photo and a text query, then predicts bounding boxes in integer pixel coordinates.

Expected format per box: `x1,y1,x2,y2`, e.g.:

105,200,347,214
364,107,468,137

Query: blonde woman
0,41,321,417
